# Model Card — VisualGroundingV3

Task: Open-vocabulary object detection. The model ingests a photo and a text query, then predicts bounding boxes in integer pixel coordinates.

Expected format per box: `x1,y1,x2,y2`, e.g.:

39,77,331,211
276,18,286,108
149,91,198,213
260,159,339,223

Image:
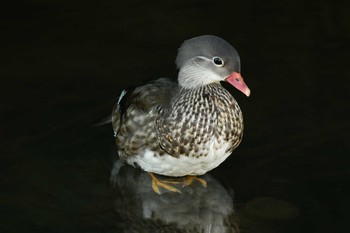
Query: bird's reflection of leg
148,173,181,194
148,173,207,194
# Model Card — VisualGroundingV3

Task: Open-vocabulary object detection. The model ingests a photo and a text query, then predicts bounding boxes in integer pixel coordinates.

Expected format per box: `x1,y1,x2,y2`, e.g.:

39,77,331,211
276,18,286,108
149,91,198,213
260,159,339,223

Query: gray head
175,35,250,96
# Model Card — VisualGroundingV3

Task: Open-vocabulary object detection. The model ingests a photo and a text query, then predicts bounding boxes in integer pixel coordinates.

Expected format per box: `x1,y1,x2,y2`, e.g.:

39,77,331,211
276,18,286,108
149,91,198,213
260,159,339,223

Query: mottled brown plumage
112,35,250,177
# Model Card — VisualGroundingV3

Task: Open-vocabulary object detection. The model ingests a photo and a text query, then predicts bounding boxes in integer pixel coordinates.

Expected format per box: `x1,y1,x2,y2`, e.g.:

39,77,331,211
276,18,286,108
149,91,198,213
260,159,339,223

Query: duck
112,35,250,193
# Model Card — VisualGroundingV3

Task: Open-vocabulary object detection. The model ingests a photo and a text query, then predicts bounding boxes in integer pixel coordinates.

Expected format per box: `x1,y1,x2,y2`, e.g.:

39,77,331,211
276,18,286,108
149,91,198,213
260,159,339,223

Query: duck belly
125,138,232,177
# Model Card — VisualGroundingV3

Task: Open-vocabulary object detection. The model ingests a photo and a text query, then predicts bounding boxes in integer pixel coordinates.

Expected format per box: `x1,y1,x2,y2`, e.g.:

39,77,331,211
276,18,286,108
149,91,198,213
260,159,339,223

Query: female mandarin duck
112,35,250,194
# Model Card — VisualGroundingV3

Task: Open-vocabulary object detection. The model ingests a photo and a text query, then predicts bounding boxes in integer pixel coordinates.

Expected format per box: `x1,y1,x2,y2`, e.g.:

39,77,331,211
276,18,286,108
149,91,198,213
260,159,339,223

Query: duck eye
213,57,224,66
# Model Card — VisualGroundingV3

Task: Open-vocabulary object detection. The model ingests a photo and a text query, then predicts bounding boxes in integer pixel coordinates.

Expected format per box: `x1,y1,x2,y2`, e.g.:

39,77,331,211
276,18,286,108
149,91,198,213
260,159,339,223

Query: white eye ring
212,57,224,67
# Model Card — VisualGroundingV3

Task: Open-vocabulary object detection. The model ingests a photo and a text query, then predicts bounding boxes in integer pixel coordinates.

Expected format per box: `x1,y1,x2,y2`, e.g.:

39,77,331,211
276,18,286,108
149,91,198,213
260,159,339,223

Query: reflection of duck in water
111,162,238,233
112,35,250,193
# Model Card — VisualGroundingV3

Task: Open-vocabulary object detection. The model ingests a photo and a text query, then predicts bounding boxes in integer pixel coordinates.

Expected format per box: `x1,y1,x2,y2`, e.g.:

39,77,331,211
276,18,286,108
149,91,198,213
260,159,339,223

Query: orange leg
148,173,207,194
183,175,208,187
148,173,181,194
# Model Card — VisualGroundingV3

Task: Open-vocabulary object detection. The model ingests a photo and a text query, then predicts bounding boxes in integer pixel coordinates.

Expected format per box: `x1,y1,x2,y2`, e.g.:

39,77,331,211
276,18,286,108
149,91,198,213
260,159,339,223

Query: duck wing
112,78,179,158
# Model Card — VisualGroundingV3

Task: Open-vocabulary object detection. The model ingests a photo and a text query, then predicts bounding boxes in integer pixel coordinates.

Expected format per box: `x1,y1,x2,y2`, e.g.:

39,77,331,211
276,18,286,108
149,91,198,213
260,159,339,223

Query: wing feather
112,78,179,157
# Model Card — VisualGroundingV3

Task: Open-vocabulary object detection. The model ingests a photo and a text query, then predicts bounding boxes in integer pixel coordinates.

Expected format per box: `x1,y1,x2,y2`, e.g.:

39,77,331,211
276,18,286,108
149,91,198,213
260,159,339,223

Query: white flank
126,137,231,177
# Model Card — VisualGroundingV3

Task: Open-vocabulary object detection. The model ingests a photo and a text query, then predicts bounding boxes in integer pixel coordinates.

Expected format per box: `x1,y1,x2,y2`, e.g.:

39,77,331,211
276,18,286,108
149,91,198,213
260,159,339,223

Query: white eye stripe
212,57,224,67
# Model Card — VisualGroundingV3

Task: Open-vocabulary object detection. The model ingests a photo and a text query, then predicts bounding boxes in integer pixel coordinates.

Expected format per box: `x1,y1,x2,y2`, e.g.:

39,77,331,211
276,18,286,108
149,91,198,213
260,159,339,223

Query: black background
1,0,349,232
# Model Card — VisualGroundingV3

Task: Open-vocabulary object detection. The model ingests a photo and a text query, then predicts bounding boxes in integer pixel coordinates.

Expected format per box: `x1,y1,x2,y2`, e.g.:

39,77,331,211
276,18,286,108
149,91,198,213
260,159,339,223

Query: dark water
1,0,349,232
